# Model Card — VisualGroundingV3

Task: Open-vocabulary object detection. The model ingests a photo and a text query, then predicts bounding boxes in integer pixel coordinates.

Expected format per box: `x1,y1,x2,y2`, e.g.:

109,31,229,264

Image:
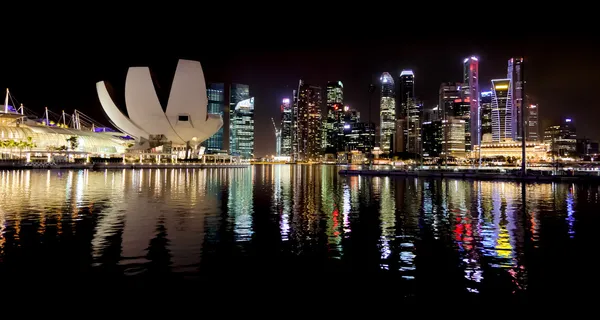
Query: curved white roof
96,59,223,145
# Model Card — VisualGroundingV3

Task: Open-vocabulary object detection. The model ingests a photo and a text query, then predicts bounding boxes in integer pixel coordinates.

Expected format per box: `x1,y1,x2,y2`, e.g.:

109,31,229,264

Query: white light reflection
566,185,575,238
342,184,351,234
379,177,395,270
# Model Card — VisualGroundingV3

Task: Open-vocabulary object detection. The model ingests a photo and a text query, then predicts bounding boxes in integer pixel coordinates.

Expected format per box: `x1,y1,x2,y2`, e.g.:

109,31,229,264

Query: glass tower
203,83,226,153
379,72,396,152
491,79,513,142
229,84,254,158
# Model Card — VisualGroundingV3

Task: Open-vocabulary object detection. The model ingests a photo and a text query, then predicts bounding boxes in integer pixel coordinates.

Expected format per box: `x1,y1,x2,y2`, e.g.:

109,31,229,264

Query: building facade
480,90,493,142
280,98,293,156
229,84,254,158
463,57,479,148
508,57,524,141
203,83,226,153
491,79,513,142
379,72,396,152
398,70,415,119
295,80,322,161
323,81,344,153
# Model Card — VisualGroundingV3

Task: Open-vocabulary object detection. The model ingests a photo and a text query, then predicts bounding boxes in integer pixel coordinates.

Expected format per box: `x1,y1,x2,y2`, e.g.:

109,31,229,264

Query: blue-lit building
203,83,226,153
229,84,254,158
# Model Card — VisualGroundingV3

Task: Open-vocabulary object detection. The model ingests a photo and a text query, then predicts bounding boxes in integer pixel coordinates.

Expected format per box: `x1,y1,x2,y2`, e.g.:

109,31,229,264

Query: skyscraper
379,72,396,152
323,81,344,152
229,84,254,158
398,70,415,118
406,99,422,154
280,98,293,156
439,82,462,120
490,79,513,142
203,83,226,153
508,57,524,141
463,56,479,148
295,80,322,161
480,90,493,142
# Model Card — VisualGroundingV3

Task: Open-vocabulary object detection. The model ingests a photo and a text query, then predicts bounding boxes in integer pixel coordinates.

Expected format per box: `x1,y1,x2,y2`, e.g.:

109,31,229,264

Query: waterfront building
96,59,223,158
203,83,226,153
295,80,322,161
280,98,293,156
230,95,255,158
379,72,396,152
491,79,513,142
463,56,479,147
508,57,524,141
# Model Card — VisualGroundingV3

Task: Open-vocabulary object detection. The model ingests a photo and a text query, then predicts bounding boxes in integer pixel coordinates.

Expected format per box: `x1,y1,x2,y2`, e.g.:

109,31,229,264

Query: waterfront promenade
339,167,600,182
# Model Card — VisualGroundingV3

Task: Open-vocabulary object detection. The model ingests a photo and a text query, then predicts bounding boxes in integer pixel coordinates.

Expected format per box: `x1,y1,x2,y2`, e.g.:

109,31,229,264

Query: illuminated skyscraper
229,84,254,158
508,57,524,141
463,56,479,148
406,99,422,154
398,70,414,118
323,81,344,152
203,83,226,153
295,80,322,161
480,90,493,142
491,79,513,142
280,98,293,156
379,72,396,152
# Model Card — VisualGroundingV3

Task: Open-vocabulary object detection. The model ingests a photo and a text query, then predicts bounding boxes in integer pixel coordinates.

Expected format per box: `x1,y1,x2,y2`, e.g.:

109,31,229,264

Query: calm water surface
1,165,599,300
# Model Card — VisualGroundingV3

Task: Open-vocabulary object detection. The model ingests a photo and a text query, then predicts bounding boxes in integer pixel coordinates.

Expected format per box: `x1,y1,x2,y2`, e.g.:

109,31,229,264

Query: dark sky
2,23,598,157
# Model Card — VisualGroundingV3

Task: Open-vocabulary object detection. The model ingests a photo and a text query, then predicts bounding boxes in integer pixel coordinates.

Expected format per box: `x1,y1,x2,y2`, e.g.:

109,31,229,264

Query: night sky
2,25,598,157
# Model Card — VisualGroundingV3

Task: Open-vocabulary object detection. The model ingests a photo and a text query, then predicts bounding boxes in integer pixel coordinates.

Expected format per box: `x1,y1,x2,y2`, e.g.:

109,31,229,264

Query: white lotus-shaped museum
96,59,223,146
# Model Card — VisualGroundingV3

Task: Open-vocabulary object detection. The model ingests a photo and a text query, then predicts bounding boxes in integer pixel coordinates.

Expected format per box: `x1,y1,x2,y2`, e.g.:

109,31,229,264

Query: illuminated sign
282,98,290,104
494,84,508,90
344,124,350,129
565,118,572,122
481,91,492,97
530,104,537,108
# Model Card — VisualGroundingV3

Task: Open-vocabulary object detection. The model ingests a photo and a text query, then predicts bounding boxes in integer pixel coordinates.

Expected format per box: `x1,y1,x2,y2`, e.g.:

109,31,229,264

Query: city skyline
1,32,597,157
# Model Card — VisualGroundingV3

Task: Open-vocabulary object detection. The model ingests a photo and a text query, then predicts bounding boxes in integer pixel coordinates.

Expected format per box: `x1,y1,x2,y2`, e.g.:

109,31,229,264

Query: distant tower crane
271,117,281,157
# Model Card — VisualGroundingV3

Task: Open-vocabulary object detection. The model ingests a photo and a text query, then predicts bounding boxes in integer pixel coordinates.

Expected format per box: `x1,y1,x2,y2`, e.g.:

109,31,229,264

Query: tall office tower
480,90,493,142
379,72,396,152
398,70,415,118
229,91,255,158
490,79,513,142
203,83,226,153
323,81,344,152
439,82,462,120
440,82,470,151
441,119,466,158
280,98,293,156
295,80,322,161
406,99,422,154
508,57,524,140
422,120,442,158
291,89,298,160
463,56,479,148
527,104,539,142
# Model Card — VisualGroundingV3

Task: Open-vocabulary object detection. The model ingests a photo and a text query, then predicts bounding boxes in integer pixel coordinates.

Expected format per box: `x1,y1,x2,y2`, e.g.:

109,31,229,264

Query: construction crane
271,117,281,157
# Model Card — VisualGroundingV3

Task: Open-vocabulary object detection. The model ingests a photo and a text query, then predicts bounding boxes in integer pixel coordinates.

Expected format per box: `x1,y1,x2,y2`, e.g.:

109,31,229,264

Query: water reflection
0,167,598,298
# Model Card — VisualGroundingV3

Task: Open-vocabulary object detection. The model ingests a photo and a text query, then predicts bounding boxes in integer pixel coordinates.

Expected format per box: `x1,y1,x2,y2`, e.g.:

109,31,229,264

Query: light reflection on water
0,166,599,298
